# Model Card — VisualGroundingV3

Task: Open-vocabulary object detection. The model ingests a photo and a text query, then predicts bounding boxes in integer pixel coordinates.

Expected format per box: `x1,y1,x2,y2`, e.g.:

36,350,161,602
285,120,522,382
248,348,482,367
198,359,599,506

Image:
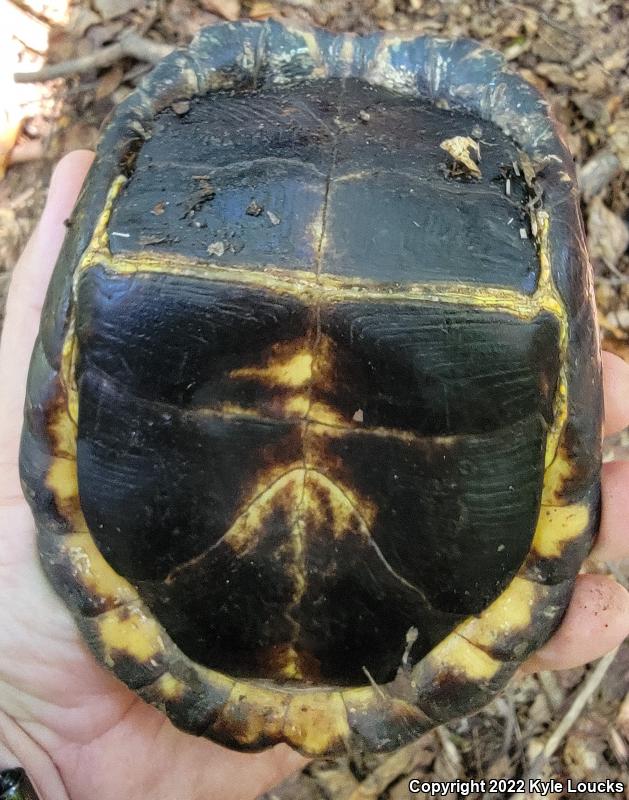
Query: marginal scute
64,531,137,606
140,52,200,112
211,681,290,748
343,685,433,752
531,503,590,558
283,691,349,754
454,577,537,650
98,604,165,665
413,633,501,684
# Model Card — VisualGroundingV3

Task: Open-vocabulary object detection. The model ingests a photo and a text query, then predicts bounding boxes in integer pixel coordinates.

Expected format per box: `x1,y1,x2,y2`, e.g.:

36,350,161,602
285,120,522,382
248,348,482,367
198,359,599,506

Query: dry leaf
93,0,143,21
66,6,101,37
439,136,481,177
248,1,276,19
609,109,629,171
536,61,579,88
578,150,621,202
199,0,241,21
617,691,629,740
208,241,226,257
588,197,629,269
95,64,125,101
563,734,600,781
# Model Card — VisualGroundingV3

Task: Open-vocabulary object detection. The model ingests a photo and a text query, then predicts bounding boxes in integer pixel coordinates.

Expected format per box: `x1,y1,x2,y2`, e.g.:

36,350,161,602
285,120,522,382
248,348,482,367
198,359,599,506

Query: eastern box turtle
20,21,602,756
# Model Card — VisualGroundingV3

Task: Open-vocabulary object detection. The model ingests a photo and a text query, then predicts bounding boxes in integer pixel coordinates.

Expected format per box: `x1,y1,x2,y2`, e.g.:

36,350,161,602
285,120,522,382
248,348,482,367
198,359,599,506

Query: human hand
1,151,628,799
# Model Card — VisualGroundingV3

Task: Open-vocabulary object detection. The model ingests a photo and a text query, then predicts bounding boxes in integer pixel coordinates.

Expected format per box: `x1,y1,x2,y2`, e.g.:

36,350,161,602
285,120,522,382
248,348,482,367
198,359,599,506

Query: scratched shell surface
20,20,601,755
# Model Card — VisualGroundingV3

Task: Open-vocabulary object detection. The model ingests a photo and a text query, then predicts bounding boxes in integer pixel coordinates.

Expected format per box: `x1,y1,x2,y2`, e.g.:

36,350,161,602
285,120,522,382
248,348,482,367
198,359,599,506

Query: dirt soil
2,1,628,799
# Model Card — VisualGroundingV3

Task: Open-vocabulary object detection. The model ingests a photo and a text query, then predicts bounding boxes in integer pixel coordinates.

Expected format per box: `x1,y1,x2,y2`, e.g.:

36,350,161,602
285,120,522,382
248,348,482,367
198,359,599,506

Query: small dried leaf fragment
248,2,276,19
198,0,241,21
93,0,143,21
588,197,629,268
440,136,481,178
207,241,226,257
246,200,264,216
95,64,125,101
266,210,281,226
171,100,191,116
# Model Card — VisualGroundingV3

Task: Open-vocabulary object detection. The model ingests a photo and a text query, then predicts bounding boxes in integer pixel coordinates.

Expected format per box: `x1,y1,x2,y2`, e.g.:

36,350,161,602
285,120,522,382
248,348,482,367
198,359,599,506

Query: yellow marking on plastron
454,577,538,649
534,210,569,469
283,690,349,754
46,458,82,527
64,530,138,605
418,632,501,682
284,395,311,417
98,604,165,666
77,175,126,275
531,503,590,559
213,681,289,746
155,672,186,701
230,348,313,388
540,449,573,505
216,468,303,556
306,401,346,426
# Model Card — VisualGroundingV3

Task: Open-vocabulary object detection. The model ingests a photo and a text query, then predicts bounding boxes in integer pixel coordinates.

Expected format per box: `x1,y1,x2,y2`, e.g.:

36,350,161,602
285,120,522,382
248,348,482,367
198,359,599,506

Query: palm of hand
1,152,628,800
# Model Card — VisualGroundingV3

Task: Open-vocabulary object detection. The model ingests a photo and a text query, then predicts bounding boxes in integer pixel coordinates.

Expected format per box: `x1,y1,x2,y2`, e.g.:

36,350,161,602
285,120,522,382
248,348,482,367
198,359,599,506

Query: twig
14,33,173,83
510,647,620,799
347,735,434,800
8,0,53,25
537,670,563,713
436,725,464,778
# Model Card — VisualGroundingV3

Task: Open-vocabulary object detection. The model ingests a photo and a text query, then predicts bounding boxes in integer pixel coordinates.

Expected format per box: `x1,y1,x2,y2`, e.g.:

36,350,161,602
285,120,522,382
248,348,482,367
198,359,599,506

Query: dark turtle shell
20,20,602,756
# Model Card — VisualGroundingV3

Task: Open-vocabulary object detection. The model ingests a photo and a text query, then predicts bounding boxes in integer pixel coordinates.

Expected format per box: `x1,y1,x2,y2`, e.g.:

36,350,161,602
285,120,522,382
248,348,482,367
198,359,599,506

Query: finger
522,573,629,673
0,151,94,497
590,460,629,562
603,351,629,437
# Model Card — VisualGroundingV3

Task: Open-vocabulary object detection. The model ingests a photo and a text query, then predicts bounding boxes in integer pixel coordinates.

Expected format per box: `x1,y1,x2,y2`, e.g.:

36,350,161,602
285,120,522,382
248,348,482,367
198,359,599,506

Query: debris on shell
207,241,225,257
246,200,264,216
266,210,281,225
171,100,191,116
439,136,481,178
518,150,537,188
